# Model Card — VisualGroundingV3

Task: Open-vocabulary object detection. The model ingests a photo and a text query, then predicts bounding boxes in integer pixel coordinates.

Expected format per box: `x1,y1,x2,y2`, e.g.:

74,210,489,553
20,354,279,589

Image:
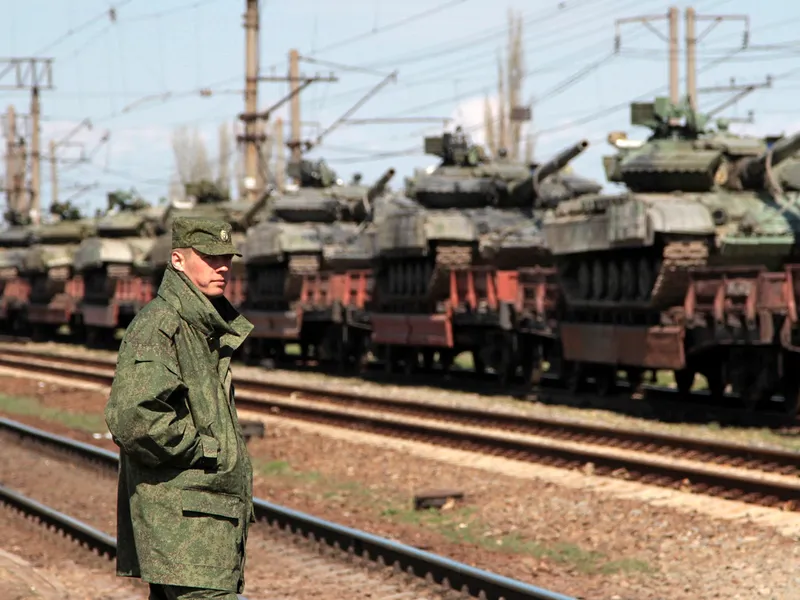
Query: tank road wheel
577,261,592,299
703,366,726,405
620,259,636,300
636,256,654,300
607,261,621,301
674,370,696,395
405,263,415,297
626,368,644,394
421,349,435,371
781,370,800,417
591,260,605,300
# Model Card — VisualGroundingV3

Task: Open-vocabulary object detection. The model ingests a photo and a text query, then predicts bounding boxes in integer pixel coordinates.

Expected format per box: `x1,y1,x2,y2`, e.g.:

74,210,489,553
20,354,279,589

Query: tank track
560,237,711,312
650,239,710,308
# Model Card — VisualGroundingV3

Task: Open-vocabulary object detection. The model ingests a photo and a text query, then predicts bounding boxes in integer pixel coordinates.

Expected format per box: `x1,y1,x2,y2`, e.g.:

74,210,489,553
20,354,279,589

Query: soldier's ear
171,248,187,272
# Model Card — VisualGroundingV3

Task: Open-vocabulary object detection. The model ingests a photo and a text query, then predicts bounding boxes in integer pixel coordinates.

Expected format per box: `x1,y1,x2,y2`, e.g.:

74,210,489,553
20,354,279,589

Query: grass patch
0,393,106,432
384,504,652,576
256,457,653,576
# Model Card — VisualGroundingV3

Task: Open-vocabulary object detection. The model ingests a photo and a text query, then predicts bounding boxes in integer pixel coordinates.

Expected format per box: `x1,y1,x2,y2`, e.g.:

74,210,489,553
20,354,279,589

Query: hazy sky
4,0,800,215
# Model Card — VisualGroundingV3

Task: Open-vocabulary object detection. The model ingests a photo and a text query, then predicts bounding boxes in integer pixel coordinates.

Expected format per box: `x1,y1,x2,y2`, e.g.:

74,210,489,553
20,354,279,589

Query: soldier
105,217,255,600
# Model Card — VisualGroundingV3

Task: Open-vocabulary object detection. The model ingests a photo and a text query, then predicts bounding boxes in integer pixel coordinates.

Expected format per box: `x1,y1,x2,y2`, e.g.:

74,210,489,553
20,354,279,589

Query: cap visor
193,244,242,257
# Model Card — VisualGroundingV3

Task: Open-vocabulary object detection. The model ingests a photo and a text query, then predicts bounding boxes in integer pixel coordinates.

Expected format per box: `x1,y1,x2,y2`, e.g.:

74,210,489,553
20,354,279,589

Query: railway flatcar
365,130,599,383
239,161,394,365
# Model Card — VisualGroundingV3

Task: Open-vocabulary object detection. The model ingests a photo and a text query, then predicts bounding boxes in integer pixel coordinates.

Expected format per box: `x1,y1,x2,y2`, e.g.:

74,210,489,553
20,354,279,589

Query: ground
0,373,798,599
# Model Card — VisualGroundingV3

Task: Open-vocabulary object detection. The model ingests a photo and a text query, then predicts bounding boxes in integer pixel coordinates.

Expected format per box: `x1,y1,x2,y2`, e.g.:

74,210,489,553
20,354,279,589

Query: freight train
2,100,800,419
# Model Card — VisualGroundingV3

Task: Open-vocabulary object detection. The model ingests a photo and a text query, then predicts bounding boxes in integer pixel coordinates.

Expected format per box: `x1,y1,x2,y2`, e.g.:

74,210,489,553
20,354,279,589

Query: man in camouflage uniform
105,217,254,600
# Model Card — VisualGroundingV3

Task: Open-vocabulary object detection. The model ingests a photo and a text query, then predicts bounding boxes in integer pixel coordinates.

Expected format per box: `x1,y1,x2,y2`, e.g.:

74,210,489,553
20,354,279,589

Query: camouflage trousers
148,584,240,599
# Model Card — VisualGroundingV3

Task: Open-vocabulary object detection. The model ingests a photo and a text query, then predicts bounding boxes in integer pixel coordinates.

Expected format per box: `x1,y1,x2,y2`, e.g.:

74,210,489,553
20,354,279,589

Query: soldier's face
172,248,233,297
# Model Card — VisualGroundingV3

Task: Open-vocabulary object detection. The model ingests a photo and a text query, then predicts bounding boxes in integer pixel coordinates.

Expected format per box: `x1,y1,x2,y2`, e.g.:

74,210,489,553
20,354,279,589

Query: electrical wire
33,0,135,56
309,0,472,56
309,0,650,111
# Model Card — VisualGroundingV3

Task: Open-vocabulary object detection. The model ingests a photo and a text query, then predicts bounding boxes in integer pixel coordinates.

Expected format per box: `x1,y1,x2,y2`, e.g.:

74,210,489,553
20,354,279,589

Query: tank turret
736,131,800,190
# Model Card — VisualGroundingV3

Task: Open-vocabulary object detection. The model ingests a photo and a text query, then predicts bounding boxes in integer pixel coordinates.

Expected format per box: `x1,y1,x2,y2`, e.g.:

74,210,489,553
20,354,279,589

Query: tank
542,96,800,312
243,160,395,307
0,211,35,282
73,190,167,304
23,201,96,307
374,127,598,306
148,179,270,284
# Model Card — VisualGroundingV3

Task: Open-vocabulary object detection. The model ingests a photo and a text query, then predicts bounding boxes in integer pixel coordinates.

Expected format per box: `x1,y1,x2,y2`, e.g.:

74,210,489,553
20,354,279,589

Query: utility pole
30,87,41,224
239,0,262,203
685,7,696,110
49,139,57,206
288,49,302,168
0,59,54,225
615,7,680,103
238,1,336,197
684,8,749,111
4,106,22,216
273,117,285,190
616,7,749,108
256,51,337,186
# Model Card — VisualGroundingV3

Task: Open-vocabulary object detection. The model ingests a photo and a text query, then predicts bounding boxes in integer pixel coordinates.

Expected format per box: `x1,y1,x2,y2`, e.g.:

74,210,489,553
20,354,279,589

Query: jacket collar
157,266,253,350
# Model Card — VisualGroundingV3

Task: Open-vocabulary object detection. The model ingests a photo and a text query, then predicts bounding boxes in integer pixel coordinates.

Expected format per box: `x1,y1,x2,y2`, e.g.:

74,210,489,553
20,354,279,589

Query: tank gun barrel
533,139,590,183
366,168,396,203
240,184,276,227
741,130,800,185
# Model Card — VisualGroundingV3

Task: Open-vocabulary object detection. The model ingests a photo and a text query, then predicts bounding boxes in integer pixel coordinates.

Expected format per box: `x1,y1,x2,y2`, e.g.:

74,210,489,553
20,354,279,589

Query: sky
4,0,800,217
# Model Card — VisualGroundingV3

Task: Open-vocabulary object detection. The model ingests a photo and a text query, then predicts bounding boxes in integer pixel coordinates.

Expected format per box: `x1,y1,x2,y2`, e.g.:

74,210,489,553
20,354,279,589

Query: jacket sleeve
105,323,219,469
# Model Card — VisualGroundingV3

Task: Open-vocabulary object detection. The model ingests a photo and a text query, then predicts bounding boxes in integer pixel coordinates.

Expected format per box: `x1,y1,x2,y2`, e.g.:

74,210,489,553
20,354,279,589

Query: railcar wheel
595,366,616,396
472,350,485,375
674,370,695,395
565,362,585,394
521,344,544,391
781,376,800,417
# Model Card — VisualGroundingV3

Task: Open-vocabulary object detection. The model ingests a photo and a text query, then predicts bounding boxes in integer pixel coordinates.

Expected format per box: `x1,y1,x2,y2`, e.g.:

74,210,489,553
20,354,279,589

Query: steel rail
0,352,799,510
0,347,797,475
0,417,575,600
0,484,250,599
0,341,796,428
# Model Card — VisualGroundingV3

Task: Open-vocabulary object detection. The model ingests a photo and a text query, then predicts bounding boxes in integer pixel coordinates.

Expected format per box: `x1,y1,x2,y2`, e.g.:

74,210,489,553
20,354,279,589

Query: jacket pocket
178,489,244,568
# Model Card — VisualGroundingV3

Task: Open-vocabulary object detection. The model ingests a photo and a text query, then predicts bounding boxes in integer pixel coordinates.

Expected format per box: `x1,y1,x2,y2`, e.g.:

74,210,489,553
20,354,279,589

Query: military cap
171,216,241,256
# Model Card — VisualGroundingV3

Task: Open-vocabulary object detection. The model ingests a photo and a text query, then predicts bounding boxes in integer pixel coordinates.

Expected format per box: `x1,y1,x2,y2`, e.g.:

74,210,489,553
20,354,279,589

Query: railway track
0,346,798,512
0,416,574,600
2,335,795,428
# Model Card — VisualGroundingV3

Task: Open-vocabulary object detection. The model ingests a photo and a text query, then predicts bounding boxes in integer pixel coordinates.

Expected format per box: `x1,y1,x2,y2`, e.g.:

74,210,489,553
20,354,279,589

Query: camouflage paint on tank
243,161,395,307
542,96,800,310
375,127,598,273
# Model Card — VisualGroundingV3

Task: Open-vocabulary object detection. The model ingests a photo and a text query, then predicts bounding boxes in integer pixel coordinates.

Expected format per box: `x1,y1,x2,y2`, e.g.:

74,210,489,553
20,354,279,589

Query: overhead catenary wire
32,0,135,56
310,0,652,111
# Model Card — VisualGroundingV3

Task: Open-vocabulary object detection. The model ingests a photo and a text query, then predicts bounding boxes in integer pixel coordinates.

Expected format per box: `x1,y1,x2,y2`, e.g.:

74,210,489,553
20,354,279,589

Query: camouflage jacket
105,266,254,592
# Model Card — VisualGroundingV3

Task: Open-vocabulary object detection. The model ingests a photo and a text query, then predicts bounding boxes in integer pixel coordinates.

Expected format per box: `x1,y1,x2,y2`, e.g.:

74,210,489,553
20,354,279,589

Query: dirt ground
0,374,799,599
0,436,451,600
